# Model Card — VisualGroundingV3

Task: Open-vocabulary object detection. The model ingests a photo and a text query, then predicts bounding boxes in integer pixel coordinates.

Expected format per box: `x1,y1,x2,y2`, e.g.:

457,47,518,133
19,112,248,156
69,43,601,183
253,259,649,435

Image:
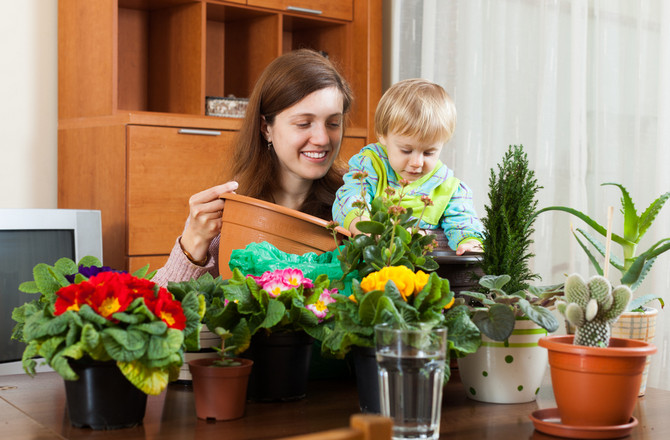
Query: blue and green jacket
332,143,484,250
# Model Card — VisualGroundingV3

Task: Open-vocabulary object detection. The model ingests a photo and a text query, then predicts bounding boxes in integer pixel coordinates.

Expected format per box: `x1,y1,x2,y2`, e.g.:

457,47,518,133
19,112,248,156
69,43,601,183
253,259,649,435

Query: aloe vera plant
536,183,669,308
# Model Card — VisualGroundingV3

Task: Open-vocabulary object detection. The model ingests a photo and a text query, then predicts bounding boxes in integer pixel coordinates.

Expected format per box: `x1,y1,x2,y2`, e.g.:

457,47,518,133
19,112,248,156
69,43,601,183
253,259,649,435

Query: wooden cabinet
58,0,380,271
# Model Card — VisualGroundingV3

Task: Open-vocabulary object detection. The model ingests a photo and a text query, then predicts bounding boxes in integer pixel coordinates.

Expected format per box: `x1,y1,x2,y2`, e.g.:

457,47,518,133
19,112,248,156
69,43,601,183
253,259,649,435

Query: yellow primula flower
444,296,455,310
414,270,430,294
360,266,416,301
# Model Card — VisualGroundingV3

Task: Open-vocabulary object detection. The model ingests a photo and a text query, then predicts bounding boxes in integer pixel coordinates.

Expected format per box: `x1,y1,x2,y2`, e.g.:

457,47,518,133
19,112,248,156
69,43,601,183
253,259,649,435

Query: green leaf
638,190,670,238
259,299,285,329
573,229,604,274
54,258,78,277
33,263,62,296
358,290,383,325
602,183,639,243
101,328,148,361
18,280,41,294
535,206,632,247
516,298,559,332
444,305,481,357
626,294,664,312
77,256,102,267
352,234,375,250
472,304,515,341
132,264,151,280
479,274,511,291
147,328,183,360
357,220,385,235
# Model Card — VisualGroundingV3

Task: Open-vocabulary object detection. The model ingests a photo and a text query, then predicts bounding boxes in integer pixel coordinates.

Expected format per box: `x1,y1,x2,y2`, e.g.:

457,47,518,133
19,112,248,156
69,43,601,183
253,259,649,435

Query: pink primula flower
278,268,314,289
307,289,337,320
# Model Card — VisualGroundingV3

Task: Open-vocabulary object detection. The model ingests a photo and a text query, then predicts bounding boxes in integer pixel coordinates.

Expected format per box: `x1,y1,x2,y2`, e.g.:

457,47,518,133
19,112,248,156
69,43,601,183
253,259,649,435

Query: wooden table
1,370,668,439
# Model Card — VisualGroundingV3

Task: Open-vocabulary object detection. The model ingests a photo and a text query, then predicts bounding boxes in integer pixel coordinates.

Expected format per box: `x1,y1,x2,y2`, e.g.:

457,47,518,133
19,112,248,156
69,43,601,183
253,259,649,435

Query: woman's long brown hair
228,49,353,220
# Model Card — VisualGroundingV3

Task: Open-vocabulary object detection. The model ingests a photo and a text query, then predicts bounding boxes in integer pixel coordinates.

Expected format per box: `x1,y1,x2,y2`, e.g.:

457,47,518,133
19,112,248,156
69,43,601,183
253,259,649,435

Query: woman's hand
180,181,238,262
456,239,483,256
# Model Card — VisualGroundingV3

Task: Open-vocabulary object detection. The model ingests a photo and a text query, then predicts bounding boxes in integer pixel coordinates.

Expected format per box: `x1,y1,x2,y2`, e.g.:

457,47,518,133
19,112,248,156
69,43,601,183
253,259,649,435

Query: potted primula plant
536,182,668,394
170,267,336,402
537,274,656,432
10,256,203,430
323,177,481,413
188,327,253,421
455,145,561,404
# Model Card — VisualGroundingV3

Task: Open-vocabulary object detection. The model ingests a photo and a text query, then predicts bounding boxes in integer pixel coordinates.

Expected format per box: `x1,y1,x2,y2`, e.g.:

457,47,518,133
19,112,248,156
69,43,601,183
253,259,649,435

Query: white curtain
387,0,670,390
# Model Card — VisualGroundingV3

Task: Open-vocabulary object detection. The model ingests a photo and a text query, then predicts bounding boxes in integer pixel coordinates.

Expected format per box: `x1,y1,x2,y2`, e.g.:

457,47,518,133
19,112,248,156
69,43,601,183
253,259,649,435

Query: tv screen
0,209,102,373
0,230,75,363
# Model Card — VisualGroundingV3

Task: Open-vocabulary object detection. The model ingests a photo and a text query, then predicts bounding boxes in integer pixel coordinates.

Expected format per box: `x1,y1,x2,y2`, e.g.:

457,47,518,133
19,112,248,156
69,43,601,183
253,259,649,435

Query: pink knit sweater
152,234,221,288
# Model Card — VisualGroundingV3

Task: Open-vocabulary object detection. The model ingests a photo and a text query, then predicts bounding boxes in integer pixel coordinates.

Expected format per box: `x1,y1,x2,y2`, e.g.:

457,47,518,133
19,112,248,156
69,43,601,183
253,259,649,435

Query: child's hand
456,239,483,255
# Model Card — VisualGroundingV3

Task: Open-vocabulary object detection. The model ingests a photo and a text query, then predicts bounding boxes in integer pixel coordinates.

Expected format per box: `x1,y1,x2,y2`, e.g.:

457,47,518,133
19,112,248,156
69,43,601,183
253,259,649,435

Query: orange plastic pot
539,335,656,427
218,193,350,278
188,357,253,421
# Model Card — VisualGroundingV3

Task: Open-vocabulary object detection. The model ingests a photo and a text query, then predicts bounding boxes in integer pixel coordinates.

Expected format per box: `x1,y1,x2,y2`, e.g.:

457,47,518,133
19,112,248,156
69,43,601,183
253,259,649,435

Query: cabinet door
248,0,353,21
127,125,237,257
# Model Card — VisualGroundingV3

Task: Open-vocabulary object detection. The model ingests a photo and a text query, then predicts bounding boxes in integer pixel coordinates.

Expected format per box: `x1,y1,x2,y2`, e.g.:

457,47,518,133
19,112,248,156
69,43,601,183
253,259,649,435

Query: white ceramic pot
611,307,658,396
178,327,220,382
457,319,549,403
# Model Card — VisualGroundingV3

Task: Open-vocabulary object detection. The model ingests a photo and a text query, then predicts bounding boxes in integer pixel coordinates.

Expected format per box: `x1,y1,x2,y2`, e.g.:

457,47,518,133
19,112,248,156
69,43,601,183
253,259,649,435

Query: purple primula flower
65,265,122,283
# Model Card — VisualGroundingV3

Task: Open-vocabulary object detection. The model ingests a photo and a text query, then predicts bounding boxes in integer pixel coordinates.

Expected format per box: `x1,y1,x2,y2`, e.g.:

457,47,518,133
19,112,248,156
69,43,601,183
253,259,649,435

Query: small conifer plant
480,145,542,293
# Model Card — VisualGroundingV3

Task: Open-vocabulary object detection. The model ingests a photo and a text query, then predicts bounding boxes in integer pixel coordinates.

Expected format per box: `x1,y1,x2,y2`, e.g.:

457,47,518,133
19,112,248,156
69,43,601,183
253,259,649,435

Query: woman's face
263,86,345,187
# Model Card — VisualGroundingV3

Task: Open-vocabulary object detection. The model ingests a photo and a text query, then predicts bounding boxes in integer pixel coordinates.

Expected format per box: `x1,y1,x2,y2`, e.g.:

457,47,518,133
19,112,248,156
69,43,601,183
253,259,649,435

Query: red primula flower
85,272,135,319
144,288,186,330
123,274,156,300
54,282,95,315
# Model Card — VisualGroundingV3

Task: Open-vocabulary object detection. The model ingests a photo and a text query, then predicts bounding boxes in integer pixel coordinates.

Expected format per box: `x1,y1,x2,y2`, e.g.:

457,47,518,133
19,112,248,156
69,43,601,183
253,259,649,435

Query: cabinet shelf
58,0,381,270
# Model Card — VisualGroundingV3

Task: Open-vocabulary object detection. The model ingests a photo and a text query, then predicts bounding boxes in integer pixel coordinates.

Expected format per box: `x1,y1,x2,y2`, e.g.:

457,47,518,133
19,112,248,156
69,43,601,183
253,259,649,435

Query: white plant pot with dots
457,319,549,403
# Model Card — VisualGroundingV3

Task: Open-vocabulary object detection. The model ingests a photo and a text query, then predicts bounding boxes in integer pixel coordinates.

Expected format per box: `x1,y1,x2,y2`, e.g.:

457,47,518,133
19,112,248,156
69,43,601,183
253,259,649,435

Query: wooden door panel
127,125,237,256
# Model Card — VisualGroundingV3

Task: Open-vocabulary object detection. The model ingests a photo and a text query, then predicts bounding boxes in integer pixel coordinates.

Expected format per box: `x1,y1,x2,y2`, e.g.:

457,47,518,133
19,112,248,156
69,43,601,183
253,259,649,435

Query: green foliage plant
480,145,542,293
460,275,560,341
210,327,243,367
320,269,481,381
168,269,334,356
557,273,632,347
331,173,440,282
11,257,204,395
536,183,669,311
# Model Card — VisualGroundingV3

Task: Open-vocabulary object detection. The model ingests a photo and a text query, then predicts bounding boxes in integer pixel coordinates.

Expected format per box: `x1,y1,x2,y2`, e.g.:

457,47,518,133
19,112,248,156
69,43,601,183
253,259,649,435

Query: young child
332,78,483,255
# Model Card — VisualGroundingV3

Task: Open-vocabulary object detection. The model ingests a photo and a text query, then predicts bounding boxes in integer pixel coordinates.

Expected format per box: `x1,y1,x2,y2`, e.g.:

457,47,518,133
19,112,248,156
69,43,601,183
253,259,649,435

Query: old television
0,209,103,374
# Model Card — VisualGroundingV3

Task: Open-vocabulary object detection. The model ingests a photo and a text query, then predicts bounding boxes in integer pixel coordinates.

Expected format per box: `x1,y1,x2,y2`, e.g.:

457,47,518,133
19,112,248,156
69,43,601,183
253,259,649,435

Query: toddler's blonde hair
374,78,456,145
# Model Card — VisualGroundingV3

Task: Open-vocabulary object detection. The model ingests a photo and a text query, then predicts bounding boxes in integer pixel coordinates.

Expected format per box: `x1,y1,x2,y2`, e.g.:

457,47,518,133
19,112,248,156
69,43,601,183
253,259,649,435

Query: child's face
379,132,443,182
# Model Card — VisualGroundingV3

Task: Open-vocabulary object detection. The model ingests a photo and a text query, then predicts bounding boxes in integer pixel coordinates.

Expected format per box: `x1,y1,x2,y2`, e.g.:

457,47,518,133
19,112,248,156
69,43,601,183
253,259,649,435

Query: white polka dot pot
457,319,549,403
611,307,658,396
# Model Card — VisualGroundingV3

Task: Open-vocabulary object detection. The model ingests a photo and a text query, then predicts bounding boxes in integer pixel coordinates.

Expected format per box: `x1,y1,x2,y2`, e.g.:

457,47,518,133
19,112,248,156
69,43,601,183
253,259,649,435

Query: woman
153,49,353,286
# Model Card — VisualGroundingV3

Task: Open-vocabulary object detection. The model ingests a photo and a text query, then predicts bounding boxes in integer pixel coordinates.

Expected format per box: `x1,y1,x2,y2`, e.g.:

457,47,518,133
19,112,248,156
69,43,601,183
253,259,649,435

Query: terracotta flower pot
188,357,253,421
539,335,657,427
218,193,350,278
611,307,658,395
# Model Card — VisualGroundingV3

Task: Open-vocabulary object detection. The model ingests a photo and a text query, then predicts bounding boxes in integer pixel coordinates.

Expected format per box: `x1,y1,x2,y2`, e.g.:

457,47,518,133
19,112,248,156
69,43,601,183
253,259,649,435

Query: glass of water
375,323,447,440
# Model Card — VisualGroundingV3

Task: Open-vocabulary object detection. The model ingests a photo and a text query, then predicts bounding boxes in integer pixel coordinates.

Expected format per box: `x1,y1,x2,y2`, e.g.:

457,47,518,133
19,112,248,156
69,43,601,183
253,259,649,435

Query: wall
0,1,58,209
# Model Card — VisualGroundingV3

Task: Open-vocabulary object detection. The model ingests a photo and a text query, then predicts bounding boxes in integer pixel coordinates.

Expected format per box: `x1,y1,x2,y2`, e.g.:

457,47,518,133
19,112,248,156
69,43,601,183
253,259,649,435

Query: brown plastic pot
539,335,657,427
219,193,350,278
188,357,253,421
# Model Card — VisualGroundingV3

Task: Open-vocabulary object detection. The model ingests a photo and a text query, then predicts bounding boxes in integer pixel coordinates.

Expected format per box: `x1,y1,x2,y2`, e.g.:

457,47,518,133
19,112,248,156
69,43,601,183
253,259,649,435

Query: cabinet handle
286,6,323,15
178,129,221,136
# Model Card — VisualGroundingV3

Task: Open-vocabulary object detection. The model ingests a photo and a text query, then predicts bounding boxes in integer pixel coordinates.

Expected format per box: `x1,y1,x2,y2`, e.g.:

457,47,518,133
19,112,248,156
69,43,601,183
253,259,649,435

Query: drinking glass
375,323,447,440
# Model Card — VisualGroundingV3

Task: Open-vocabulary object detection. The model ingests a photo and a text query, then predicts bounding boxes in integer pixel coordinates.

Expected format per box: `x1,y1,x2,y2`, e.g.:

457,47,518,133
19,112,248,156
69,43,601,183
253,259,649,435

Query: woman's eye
296,122,311,128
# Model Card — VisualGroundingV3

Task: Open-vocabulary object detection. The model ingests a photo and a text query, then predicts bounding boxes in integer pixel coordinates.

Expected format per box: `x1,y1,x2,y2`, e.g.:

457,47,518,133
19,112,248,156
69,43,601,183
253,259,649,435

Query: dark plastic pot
64,359,147,430
351,346,380,413
242,330,314,401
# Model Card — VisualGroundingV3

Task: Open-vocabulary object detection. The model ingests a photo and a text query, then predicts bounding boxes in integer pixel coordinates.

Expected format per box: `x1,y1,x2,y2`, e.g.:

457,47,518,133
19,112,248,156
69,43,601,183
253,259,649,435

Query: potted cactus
538,274,657,430
536,183,667,394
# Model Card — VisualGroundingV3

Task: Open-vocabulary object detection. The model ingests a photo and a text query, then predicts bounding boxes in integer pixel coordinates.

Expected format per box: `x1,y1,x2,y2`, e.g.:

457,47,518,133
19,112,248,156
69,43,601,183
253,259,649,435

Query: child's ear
378,134,387,146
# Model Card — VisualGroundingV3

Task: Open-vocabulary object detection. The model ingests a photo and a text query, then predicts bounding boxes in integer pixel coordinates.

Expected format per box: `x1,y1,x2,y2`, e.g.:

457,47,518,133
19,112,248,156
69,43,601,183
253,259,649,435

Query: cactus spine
557,274,632,347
